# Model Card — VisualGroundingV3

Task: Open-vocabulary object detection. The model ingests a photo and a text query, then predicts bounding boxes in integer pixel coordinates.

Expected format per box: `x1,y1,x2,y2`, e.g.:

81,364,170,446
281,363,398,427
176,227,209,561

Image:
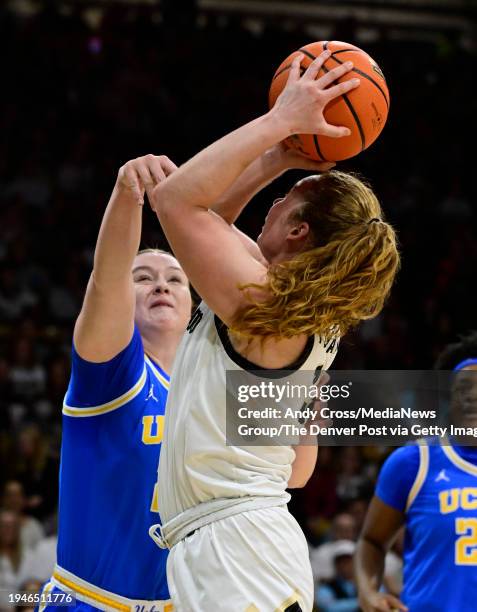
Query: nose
153,279,170,294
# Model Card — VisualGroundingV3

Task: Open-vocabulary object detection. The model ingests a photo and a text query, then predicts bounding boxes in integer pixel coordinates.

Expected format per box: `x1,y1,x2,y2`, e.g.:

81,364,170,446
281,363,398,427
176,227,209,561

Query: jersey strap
405,439,430,511
62,364,147,417
441,441,477,477
144,355,170,391
51,565,173,612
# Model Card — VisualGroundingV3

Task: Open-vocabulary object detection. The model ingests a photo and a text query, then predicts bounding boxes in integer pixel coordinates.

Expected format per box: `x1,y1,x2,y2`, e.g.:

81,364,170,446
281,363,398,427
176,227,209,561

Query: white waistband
51,564,173,612
150,494,290,550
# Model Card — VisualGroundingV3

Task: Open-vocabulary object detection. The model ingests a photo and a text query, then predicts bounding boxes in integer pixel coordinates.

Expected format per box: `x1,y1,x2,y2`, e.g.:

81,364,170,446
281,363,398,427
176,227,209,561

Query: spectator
316,540,359,612
8,338,46,401
0,265,38,323
310,513,357,583
0,510,35,611
336,448,372,503
9,425,58,520
1,481,44,551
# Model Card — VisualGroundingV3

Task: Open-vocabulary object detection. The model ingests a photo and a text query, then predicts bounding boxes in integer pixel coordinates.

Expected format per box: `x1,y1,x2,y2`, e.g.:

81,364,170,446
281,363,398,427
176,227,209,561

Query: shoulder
375,444,422,512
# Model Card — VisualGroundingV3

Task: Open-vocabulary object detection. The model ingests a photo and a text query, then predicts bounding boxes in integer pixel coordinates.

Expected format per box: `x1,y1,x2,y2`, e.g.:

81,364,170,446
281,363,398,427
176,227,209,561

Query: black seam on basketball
273,64,306,81
329,53,389,109
299,48,317,62
331,48,367,56
312,135,327,162
322,63,365,151
341,92,365,150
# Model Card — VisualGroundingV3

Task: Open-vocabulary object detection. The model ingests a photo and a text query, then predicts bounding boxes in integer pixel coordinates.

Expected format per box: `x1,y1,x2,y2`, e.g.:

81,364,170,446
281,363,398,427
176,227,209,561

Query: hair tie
453,358,477,371
368,218,381,225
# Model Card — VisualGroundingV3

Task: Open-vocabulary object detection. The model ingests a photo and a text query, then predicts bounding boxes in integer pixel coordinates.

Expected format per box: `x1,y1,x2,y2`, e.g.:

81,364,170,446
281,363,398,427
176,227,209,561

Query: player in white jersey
145,51,400,611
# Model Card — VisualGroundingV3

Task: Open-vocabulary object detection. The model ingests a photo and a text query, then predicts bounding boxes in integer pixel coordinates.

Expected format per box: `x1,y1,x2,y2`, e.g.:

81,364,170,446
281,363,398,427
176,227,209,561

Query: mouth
150,299,173,309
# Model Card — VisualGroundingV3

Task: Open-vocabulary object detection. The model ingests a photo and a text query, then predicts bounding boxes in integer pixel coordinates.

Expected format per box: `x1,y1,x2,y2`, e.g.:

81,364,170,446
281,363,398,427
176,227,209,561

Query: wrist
262,145,288,176
264,107,295,140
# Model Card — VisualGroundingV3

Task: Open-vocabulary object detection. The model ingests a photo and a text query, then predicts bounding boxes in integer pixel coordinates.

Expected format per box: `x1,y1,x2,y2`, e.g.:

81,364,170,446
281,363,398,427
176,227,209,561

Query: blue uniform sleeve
375,444,421,512
64,325,145,411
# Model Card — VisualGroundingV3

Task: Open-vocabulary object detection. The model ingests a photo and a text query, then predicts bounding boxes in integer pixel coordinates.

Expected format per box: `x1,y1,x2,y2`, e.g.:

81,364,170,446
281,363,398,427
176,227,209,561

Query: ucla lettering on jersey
39,326,173,611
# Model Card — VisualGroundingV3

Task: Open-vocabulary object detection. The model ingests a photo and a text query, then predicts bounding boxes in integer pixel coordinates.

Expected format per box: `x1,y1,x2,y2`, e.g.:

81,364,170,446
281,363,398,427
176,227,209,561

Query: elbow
150,182,175,218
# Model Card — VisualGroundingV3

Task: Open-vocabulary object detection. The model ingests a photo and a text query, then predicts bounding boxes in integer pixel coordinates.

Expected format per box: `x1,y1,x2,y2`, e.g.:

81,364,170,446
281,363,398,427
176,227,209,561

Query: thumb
285,150,336,172
384,594,408,611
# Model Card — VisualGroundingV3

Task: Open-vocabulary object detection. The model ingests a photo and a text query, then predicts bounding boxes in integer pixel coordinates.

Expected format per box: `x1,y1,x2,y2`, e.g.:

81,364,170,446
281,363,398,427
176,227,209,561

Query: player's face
132,252,192,335
450,365,477,429
257,189,306,262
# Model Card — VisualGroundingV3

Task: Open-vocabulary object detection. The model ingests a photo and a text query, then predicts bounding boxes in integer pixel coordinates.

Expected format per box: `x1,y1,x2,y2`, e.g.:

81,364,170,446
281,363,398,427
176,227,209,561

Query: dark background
0,0,476,608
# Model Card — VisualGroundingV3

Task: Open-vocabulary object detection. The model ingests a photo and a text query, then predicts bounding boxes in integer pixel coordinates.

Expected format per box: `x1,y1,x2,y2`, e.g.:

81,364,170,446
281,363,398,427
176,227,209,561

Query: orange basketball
269,41,390,162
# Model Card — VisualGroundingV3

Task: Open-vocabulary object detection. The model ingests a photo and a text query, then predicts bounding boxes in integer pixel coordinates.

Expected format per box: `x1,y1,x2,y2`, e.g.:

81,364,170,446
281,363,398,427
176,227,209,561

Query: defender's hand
359,590,408,612
117,154,177,205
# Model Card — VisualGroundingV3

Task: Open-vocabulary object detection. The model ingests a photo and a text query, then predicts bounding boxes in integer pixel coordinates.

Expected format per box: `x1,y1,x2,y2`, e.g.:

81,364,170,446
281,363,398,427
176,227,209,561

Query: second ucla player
356,332,477,612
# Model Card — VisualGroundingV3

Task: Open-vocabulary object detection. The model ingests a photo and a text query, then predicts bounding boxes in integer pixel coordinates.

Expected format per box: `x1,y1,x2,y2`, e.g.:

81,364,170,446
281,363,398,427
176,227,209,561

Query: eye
135,275,152,282
169,276,182,283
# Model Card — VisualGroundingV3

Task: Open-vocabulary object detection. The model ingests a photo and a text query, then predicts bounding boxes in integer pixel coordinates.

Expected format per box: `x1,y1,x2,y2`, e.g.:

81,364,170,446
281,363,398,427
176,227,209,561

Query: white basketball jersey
157,303,339,524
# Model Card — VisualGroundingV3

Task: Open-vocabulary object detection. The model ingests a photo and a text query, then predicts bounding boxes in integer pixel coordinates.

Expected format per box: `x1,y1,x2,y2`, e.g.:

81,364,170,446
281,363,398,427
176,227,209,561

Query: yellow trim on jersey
406,440,429,511
62,365,147,417
51,565,173,611
145,355,170,390
275,590,303,612
442,442,477,477
38,580,54,612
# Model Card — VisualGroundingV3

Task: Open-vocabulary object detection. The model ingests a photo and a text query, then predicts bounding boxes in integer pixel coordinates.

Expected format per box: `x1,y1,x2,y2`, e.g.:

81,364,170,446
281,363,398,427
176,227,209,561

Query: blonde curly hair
232,171,400,339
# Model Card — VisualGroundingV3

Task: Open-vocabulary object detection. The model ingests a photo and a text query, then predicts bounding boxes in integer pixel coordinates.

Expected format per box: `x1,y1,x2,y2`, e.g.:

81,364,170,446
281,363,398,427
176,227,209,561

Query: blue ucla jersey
40,326,172,611
376,441,477,611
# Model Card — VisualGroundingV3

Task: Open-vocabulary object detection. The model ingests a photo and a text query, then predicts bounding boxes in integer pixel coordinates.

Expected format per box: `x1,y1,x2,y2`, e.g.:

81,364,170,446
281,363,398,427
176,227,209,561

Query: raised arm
74,155,176,362
212,144,334,262
148,51,358,326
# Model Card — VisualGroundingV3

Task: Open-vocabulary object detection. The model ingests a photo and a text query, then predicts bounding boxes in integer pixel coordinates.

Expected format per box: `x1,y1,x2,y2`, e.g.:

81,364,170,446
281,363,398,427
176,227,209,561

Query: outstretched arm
149,52,359,326
74,155,176,362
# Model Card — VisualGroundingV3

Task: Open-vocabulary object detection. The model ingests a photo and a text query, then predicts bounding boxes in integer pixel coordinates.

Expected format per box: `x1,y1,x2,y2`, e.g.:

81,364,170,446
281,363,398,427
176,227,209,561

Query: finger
323,77,360,102
316,60,354,88
287,53,304,84
148,156,167,184
385,595,408,612
302,49,331,81
289,154,336,172
318,371,331,386
318,122,351,139
159,155,178,177
315,162,336,171
124,167,144,205
136,164,155,191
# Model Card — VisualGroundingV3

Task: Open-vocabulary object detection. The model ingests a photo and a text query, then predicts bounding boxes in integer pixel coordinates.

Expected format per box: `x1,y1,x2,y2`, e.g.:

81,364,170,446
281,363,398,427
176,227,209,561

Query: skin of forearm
93,184,143,287
211,147,286,224
289,442,318,488
355,538,386,596
154,110,290,212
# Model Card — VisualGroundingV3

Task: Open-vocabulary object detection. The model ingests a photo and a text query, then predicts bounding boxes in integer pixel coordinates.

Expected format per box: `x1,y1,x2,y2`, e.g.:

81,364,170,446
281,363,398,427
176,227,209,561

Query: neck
142,329,183,375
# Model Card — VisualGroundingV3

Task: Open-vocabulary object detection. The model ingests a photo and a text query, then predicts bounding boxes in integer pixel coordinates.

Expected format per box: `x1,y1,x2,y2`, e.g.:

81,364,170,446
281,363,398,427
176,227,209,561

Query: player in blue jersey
37,155,193,612
356,331,477,612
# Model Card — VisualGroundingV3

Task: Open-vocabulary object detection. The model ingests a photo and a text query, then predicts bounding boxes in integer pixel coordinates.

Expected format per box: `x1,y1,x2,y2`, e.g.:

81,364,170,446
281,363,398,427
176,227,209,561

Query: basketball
269,41,390,162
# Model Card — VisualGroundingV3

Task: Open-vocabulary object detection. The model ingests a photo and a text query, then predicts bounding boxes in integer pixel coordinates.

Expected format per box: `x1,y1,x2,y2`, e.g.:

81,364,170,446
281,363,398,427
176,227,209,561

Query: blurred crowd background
0,0,475,610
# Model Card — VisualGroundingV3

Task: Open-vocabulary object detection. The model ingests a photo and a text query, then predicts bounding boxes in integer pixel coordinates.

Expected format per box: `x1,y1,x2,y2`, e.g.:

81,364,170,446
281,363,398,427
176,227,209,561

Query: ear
287,222,310,243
